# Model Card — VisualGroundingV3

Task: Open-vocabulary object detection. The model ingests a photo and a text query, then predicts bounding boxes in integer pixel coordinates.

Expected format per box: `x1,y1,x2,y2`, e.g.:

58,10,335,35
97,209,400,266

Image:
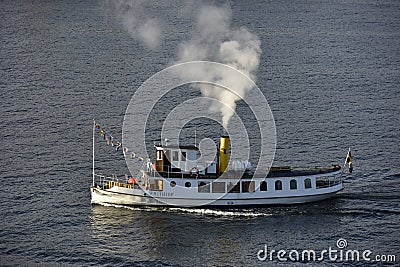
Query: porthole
170,181,176,187
185,181,191,188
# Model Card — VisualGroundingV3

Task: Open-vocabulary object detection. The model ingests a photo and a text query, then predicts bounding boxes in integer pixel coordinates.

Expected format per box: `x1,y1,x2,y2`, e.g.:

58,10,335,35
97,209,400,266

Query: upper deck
156,165,341,179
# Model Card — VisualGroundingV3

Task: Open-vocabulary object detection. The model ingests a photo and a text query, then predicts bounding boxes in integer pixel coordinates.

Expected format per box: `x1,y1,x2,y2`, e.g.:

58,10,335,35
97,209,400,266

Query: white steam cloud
176,5,262,128
110,0,162,50
108,2,261,128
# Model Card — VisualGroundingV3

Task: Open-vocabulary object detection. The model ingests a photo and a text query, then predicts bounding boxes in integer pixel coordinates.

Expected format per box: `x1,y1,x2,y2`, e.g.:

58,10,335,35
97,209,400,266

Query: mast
194,127,197,147
92,119,95,186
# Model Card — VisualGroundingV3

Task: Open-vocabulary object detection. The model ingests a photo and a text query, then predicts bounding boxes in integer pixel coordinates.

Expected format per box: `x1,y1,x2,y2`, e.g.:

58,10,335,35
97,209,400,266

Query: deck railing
93,174,141,190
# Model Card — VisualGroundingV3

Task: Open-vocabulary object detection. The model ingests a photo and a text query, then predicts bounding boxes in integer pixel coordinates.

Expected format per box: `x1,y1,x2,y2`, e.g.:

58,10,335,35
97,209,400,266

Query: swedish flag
345,148,353,173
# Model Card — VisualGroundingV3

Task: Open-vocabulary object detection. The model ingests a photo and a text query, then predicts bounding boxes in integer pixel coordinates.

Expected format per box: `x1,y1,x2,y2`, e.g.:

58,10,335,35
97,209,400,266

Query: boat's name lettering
149,191,174,197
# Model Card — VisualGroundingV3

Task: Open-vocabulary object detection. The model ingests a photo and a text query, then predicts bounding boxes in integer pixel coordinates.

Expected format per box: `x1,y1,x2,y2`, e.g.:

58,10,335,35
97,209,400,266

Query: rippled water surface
1,0,399,266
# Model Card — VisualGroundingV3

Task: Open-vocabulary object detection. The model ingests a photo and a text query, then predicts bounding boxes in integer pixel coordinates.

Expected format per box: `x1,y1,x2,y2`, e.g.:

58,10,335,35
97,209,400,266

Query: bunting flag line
116,141,122,151
94,120,148,163
123,147,129,158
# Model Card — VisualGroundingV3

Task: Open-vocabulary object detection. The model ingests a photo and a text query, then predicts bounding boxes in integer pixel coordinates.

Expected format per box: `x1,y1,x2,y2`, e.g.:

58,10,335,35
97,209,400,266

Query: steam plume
176,5,262,128
108,2,261,128
110,0,162,50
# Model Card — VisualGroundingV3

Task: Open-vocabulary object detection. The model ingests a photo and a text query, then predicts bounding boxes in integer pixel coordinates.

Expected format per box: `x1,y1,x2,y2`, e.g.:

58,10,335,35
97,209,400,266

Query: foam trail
97,203,272,217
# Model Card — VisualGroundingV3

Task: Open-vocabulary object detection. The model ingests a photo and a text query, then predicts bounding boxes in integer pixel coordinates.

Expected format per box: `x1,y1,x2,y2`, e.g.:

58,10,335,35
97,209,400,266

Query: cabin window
173,151,179,161
157,150,163,160
290,179,297,190
198,181,210,193
185,181,191,188
316,178,335,189
170,181,176,187
242,181,255,193
181,152,186,161
227,182,240,193
260,181,267,191
304,178,312,189
149,179,163,191
212,182,225,193
275,180,282,191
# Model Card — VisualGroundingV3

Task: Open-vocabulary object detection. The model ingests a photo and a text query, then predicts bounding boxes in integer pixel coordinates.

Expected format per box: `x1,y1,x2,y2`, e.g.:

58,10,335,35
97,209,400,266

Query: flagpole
92,119,95,187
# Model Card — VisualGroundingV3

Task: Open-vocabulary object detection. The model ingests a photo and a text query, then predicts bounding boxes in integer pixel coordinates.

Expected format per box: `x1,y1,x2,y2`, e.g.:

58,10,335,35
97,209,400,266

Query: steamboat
91,123,349,208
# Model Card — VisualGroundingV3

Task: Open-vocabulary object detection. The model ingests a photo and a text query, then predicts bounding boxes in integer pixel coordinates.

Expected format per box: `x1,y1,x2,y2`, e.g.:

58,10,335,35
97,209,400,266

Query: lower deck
91,166,343,207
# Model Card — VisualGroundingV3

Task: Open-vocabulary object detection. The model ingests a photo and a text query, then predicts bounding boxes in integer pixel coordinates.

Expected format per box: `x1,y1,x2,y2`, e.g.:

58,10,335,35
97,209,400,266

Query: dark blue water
1,0,399,266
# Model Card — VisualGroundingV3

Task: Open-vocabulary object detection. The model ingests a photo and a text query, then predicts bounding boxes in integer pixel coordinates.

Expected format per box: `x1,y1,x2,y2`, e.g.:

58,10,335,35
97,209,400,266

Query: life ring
128,177,138,185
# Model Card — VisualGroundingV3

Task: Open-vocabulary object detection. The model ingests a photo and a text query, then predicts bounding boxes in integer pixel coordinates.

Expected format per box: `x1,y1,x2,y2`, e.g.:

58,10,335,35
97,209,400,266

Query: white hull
91,187,341,207
91,172,343,208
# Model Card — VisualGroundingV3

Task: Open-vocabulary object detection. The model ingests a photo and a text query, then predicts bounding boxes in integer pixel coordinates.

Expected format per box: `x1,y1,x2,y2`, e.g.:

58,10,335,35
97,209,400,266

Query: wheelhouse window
304,178,312,189
290,179,297,190
181,152,186,161
164,150,171,161
275,180,282,190
260,181,267,191
156,150,163,160
173,151,179,161
242,181,255,193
